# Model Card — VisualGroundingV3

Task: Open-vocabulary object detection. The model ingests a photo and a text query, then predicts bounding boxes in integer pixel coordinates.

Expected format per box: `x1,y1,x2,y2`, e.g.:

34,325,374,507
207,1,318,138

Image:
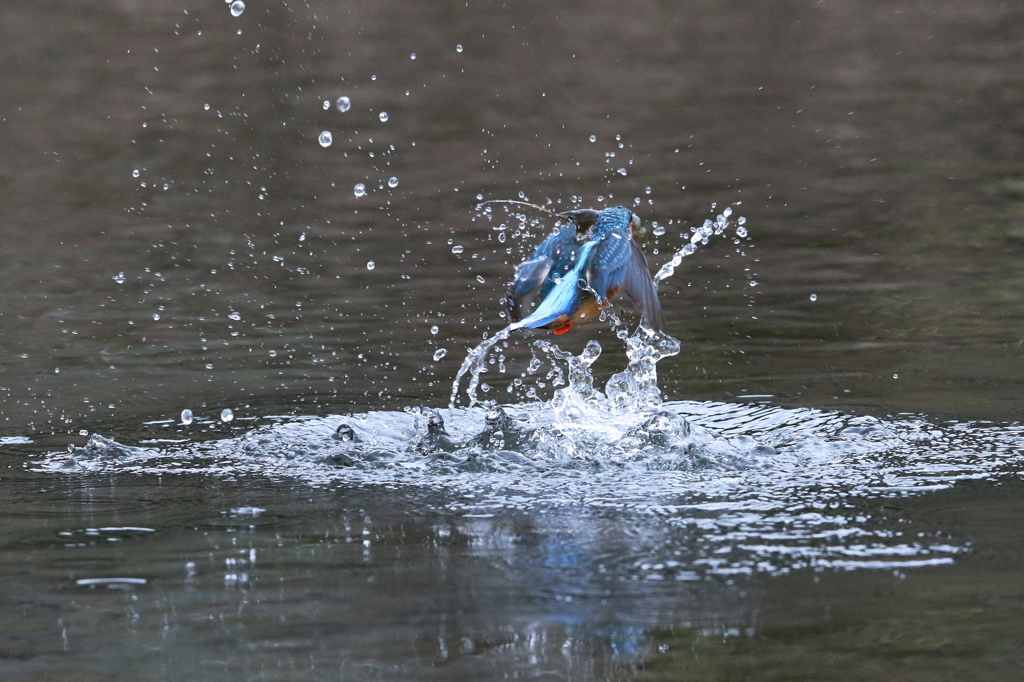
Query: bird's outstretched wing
505,255,554,322
616,238,665,332
504,224,580,322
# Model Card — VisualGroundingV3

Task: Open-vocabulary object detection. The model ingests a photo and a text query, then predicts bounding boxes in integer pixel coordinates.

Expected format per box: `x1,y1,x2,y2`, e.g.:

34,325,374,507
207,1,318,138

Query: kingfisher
500,205,665,335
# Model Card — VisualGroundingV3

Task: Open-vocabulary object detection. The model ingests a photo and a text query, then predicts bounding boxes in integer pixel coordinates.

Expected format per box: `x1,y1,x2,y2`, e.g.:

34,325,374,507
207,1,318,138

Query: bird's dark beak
557,209,601,237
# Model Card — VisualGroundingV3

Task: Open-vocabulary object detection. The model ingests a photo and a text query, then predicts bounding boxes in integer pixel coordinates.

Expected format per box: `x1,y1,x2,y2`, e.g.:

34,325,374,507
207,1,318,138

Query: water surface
1,0,1023,679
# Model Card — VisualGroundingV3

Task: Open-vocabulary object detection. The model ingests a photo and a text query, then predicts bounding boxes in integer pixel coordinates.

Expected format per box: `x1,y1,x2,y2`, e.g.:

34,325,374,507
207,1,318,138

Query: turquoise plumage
505,206,665,335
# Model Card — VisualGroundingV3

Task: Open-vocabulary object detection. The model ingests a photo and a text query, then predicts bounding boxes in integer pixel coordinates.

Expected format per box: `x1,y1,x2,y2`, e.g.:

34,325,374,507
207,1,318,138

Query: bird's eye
630,213,642,232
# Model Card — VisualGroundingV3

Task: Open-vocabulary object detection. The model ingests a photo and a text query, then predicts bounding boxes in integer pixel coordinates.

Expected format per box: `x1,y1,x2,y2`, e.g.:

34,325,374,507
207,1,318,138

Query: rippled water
41,332,1023,581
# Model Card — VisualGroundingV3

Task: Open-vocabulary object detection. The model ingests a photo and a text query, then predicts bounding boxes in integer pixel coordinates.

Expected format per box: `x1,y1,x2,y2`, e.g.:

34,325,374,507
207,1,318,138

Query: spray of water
43,203,1024,580
449,204,747,410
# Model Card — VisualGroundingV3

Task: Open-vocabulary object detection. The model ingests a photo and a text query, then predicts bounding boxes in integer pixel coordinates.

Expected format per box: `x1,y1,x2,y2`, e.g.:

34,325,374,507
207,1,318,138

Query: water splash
604,325,681,411
43,400,1024,576
449,203,744,410
654,206,744,284
38,201,1017,579
449,326,514,408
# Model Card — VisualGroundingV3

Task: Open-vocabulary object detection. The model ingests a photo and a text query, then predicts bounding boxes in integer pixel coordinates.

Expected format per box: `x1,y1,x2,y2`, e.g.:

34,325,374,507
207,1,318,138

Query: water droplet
220,408,234,422
228,311,241,321
652,225,666,236
113,272,126,284
589,135,597,142
353,183,366,197
379,111,389,123
476,275,485,283
456,44,464,53
430,325,439,335
366,260,375,270
268,350,277,357
387,176,399,188
322,100,330,110
410,52,417,60
617,168,628,176
335,96,351,113
229,0,244,17
335,424,356,442
181,409,194,426
451,244,464,254
892,373,899,380
433,348,448,361
318,131,333,147
152,313,160,321
132,169,140,178
809,293,818,302
203,103,211,111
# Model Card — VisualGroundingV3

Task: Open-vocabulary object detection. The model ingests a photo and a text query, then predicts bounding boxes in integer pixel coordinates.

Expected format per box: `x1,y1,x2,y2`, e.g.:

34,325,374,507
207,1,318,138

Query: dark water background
1,0,1023,679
